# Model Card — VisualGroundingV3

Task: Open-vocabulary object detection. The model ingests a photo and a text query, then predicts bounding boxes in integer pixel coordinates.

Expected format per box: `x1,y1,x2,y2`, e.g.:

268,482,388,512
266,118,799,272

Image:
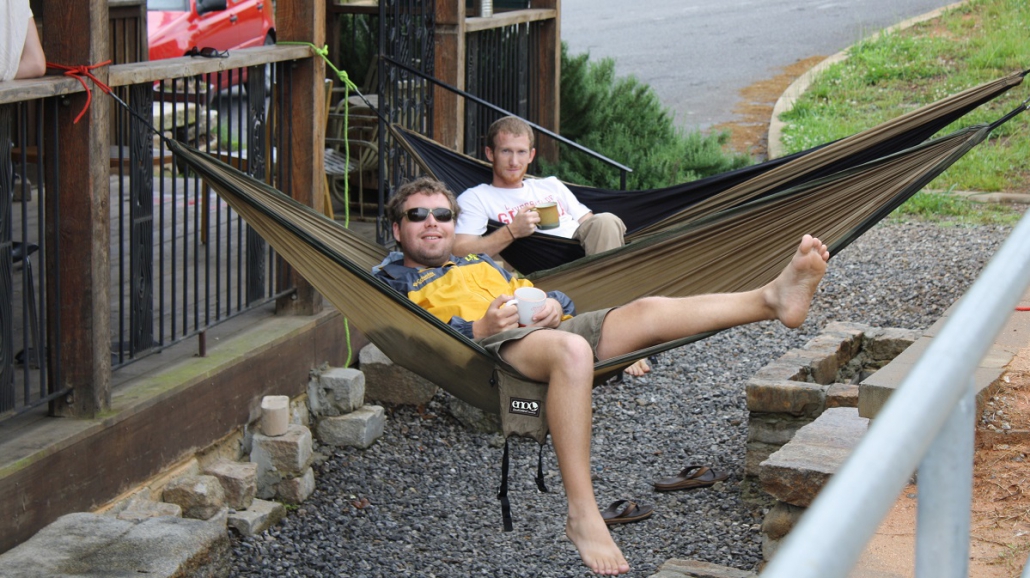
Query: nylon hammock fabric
395,70,1027,275
166,94,1024,413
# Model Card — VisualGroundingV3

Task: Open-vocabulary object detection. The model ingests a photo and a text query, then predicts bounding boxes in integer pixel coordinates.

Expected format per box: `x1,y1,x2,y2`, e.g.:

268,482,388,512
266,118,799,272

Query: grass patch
780,0,1030,224
890,191,1022,226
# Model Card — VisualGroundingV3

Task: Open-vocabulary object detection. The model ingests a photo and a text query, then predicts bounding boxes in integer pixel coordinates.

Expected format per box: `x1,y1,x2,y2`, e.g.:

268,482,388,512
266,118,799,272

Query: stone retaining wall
744,322,919,491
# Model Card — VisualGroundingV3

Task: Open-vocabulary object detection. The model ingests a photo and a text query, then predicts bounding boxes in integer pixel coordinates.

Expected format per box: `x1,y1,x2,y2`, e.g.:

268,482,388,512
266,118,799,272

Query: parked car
147,0,275,64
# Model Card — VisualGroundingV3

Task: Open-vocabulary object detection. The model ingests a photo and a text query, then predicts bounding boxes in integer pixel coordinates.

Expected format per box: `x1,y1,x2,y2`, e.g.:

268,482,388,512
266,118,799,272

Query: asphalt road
561,0,963,130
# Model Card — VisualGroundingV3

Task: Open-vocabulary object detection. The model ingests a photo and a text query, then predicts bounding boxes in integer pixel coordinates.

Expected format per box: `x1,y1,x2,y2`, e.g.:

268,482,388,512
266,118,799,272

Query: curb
766,1,969,159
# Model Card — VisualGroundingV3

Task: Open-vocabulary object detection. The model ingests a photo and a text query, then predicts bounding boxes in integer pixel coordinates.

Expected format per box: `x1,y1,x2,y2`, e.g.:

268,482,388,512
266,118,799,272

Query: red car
147,0,275,61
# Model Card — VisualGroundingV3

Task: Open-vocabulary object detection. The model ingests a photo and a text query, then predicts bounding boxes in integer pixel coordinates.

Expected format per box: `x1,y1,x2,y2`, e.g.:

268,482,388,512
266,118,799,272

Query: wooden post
433,0,466,151
42,0,112,417
275,0,326,315
534,0,560,163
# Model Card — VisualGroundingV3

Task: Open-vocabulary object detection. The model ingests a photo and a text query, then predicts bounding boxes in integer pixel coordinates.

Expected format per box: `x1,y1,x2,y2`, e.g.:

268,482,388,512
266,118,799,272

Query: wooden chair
324,92,379,221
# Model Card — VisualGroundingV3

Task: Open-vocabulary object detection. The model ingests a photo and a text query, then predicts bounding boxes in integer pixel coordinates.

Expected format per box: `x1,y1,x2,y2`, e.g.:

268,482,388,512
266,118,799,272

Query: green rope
277,41,358,368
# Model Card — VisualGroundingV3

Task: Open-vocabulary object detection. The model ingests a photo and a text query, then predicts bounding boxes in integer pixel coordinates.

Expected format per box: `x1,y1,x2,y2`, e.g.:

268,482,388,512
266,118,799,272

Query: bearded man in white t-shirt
453,116,653,376
453,115,627,260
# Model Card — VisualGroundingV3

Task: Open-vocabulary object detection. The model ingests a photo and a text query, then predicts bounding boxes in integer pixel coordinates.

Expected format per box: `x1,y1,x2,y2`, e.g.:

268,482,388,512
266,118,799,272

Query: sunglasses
403,207,454,222
186,46,229,59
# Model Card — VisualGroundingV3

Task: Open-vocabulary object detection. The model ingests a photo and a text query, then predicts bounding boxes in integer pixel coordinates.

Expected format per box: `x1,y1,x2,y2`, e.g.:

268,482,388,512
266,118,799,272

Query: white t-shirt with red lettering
455,177,591,239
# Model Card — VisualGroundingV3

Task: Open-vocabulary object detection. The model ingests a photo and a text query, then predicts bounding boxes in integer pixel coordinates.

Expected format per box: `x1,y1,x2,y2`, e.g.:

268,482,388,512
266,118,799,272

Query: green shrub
540,44,751,190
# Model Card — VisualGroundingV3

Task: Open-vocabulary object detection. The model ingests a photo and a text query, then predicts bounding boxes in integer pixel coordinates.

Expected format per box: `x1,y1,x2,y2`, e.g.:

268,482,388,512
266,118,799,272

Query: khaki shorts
476,307,615,375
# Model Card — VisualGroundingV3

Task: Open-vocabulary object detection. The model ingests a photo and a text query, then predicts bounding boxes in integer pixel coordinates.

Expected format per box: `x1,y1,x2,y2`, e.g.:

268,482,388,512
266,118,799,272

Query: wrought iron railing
0,45,312,421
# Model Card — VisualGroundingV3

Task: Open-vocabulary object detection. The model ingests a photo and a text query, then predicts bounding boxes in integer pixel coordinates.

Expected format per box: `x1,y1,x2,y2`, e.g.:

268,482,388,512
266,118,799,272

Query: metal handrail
761,209,1030,578
381,55,634,190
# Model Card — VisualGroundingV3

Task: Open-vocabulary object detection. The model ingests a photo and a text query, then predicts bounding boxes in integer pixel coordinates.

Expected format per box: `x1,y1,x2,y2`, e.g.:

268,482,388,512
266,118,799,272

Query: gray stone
447,395,502,434
750,355,810,383
759,408,869,507
162,474,227,520
359,343,438,405
760,501,806,561
109,493,183,522
316,405,386,448
743,441,779,479
203,460,257,510
761,501,805,540
308,367,366,417
746,413,813,445
277,467,316,504
826,382,859,408
650,558,756,578
227,498,286,536
862,327,920,363
0,511,229,578
746,378,825,416
250,425,314,499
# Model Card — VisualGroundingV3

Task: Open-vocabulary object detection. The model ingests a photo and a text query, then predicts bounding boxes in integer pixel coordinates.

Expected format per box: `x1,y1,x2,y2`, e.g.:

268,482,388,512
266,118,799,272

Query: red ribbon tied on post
45,60,114,124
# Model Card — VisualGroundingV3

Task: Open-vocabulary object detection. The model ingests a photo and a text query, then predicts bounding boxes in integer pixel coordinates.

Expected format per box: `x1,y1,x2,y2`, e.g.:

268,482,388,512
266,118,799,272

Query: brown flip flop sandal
601,499,654,526
653,465,728,492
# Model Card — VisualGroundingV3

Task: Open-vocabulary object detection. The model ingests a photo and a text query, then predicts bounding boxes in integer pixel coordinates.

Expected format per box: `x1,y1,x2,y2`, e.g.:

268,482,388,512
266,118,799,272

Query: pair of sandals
601,465,729,526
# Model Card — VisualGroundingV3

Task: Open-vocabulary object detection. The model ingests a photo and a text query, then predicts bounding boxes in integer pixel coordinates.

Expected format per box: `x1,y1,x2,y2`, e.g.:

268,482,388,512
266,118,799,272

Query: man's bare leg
596,235,829,360
500,332,631,575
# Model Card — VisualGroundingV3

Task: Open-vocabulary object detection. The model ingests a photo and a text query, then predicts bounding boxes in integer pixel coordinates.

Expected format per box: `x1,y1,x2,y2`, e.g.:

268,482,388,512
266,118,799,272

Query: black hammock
395,70,1028,275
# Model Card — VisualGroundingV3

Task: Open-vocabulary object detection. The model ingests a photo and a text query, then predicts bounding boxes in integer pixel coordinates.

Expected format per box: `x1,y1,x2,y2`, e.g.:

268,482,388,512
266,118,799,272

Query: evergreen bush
540,43,751,190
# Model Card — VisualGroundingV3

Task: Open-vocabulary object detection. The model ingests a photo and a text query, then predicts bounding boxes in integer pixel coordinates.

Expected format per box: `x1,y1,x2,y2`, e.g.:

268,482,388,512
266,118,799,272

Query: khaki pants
572,212,626,255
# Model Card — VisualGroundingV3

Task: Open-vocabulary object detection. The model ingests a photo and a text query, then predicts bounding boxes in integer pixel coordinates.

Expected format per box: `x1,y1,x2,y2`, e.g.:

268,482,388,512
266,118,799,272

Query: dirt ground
710,55,826,160
972,357,1030,576
722,62,1030,576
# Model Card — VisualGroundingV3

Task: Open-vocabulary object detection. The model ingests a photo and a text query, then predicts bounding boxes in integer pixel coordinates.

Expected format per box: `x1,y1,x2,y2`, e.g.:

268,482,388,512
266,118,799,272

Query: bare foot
624,358,651,377
764,234,829,328
566,512,630,575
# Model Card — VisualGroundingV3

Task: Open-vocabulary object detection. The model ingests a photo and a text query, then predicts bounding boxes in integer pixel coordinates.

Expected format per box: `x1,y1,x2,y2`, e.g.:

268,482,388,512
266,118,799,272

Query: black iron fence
0,47,309,421
464,21,540,156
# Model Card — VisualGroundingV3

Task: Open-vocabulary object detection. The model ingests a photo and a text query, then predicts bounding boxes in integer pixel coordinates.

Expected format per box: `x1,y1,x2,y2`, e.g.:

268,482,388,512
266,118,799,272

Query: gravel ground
229,217,1021,577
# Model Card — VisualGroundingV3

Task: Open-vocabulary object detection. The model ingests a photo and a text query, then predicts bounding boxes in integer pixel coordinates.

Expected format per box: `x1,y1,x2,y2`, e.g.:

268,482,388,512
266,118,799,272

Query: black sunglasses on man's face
403,207,453,222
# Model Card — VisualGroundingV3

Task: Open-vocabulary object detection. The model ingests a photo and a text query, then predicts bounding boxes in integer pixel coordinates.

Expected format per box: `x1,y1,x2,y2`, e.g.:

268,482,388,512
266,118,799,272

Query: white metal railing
761,209,1030,578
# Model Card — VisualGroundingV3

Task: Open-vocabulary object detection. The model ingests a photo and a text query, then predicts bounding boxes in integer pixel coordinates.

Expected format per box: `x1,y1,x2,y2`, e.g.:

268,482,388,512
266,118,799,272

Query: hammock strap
536,442,548,493
497,438,513,532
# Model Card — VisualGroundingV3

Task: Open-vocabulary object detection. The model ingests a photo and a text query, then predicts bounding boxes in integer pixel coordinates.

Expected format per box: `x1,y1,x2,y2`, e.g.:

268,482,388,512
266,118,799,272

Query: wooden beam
274,0,326,316
42,0,112,417
433,0,466,151
531,1,560,163
463,8,557,32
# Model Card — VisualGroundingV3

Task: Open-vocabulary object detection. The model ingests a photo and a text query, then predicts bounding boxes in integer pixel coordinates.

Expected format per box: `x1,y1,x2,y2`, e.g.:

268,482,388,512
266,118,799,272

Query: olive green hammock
165,93,1025,422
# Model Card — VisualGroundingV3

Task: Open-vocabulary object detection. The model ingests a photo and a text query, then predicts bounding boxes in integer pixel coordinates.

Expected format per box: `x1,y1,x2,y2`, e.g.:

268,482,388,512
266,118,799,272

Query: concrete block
228,499,286,537
106,492,183,522
316,405,386,448
652,558,757,577
0,512,229,578
359,343,438,405
250,425,314,499
308,367,366,417
750,355,811,382
746,378,825,416
825,382,859,408
203,460,257,510
277,467,315,504
759,408,868,507
260,395,290,436
162,474,227,520
746,413,813,445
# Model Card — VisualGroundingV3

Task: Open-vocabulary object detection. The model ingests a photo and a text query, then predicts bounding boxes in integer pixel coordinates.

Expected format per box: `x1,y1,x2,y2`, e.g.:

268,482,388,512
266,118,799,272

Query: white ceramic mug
513,286,547,326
